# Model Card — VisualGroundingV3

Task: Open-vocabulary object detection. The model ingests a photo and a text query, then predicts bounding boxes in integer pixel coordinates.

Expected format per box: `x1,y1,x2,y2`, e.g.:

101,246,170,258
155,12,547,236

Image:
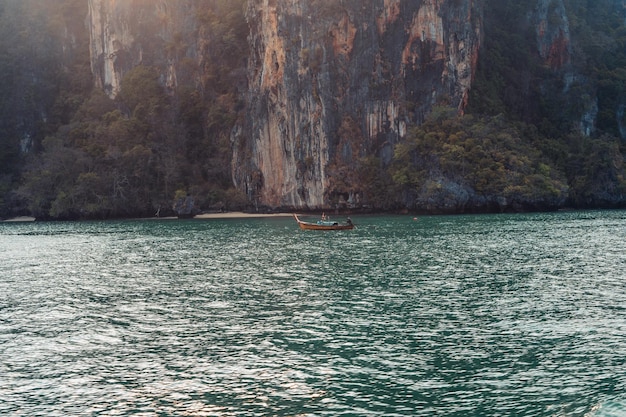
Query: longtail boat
293,213,354,230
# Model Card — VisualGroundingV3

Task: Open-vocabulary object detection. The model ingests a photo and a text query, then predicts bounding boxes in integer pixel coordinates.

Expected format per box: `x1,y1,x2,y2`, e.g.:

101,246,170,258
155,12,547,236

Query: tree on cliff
18,62,243,219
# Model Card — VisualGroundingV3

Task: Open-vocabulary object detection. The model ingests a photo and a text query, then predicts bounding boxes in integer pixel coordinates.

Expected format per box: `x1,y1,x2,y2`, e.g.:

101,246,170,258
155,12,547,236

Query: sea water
1,211,625,416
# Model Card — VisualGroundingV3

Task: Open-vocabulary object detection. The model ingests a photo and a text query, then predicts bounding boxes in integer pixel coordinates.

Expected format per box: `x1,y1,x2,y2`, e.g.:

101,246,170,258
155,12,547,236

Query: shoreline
3,208,615,223
2,216,36,222
1,212,295,223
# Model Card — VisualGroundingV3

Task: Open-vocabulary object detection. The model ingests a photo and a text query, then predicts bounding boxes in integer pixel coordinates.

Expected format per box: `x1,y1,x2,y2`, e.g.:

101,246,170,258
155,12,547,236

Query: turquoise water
1,211,625,416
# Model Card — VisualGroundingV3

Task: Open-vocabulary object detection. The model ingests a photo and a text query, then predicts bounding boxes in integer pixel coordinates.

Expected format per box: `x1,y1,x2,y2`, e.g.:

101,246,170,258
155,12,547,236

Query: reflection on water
1,211,626,416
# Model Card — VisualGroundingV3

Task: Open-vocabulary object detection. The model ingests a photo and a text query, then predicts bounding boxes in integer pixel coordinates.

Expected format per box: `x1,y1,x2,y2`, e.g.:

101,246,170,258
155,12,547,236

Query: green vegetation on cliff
390,109,569,212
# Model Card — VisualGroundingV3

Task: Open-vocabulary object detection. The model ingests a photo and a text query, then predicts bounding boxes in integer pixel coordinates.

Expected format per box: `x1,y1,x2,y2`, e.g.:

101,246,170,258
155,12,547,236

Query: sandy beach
2,216,36,222
194,212,293,219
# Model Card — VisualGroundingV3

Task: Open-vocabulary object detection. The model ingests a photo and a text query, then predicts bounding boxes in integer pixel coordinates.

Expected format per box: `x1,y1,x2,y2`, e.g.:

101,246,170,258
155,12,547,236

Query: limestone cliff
233,0,482,209
83,0,624,212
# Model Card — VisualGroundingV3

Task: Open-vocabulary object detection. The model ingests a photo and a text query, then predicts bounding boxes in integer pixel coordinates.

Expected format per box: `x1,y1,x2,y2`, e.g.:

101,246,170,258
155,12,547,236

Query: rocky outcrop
234,0,482,209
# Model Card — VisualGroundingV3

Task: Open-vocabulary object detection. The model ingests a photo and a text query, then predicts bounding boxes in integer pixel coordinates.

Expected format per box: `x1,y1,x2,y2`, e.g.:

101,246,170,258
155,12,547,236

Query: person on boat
321,212,327,221
346,217,352,225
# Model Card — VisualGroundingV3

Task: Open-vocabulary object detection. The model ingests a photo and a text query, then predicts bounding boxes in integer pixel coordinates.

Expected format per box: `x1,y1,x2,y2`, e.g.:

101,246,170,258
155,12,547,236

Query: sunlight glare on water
1,211,626,416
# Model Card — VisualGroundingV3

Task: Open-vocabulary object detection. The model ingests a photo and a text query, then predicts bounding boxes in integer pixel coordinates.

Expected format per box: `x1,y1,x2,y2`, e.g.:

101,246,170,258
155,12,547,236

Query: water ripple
1,212,626,416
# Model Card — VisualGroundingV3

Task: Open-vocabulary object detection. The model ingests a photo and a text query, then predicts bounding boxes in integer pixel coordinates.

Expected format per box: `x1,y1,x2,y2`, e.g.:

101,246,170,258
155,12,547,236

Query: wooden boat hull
293,214,354,230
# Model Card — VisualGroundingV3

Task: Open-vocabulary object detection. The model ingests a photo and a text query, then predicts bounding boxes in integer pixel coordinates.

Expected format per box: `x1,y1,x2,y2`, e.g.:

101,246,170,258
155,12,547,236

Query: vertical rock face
531,0,596,134
617,0,626,138
88,0,200,97
234,0,482,209
88,0,127,96
534,0,571,71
